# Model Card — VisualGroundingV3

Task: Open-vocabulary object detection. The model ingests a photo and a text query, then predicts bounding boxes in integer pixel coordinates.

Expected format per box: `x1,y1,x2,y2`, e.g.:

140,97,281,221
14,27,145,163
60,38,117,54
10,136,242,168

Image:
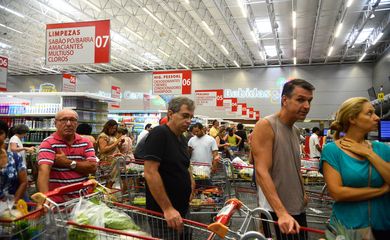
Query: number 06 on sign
45,20,110,65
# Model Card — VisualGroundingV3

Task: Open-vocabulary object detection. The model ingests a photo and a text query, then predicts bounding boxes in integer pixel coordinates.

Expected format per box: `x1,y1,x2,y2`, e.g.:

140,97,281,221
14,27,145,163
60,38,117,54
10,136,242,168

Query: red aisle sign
46,20,110,65
224,98,237,112
255,111,260,120
238,103,247,116
152,70,192,95
62,73,77,92
248,107,254,119
195,89,224,107
0,56,7,91
111,85,121,108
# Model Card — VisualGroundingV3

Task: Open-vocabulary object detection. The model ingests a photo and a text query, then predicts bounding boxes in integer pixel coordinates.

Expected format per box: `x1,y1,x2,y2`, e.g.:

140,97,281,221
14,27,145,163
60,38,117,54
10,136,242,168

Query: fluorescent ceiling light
0,5,25,18
0,41,11,48
293,39,296,50
179,63,189,69
237,0,247,18
202,21,214,36
293,57,297,65
220,44,229,55
259,51,265,59
264,45,277,57
0,23,23,34
251,31,257,41
157,48,170,57
143,7,163,25
42,66,60,73
233,60,240,68
255,19,273,34
358,52,366,62
198,54,208,63
124,27,143,40
355,28,373,44
372,32,383,45
335,23,343,38
83,0,101,12
48,0,77,15
130,64,144,71
327,46,334,56
346,0,354,7
176,37,189,48
292,11,296,29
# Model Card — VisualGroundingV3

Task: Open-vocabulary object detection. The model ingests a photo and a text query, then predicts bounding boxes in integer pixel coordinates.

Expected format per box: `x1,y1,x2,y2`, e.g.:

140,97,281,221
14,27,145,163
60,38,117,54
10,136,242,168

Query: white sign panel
152,70,192,95
62,73,77,92
46,20,110,65
195,91,217,106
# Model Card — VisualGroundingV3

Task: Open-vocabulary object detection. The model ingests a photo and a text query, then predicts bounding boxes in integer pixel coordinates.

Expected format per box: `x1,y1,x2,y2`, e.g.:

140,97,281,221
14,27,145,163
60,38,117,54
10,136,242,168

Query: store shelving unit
0,92,120,144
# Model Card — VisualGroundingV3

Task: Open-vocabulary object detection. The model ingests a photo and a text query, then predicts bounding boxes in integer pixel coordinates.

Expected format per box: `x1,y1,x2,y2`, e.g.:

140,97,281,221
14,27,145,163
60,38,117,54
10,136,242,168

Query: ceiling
0,0,389,75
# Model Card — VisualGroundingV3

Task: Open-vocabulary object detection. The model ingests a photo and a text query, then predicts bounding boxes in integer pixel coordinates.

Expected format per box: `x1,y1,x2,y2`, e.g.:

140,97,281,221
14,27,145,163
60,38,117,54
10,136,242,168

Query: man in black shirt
235,123,247,152
143,97,195,239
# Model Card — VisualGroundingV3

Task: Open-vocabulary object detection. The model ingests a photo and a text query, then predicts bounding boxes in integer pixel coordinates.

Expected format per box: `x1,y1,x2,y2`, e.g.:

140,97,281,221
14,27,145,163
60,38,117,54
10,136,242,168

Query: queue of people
0,80,389,239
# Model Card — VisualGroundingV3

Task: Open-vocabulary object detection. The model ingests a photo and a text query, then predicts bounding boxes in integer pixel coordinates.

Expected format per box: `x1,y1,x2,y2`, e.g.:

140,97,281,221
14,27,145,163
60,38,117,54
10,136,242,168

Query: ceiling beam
265,0,282,65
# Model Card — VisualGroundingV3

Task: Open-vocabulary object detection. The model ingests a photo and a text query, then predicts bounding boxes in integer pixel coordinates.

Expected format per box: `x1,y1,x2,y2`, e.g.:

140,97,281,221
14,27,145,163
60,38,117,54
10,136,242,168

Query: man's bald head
55,108,79,140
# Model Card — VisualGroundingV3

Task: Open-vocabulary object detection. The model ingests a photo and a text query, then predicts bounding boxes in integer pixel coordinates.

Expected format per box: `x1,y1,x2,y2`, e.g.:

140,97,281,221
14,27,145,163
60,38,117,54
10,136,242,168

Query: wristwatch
70,160,77,170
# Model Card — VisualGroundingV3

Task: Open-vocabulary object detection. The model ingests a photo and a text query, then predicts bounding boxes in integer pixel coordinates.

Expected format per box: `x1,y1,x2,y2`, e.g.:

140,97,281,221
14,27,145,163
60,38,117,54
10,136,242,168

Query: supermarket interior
0,0,390,239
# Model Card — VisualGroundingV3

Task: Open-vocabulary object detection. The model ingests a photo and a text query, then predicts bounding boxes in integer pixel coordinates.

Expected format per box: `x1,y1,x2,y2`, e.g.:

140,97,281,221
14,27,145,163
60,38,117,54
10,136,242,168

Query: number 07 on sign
46,20,110,65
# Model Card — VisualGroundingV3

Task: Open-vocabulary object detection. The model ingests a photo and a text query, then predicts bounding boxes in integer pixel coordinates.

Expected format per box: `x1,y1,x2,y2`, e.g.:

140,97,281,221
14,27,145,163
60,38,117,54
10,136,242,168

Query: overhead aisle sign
152,70,192,95
62,73,77,92
111,85,121,108
0,56,7,91
255,111,260,120
195,89,224,107
46,20,110,65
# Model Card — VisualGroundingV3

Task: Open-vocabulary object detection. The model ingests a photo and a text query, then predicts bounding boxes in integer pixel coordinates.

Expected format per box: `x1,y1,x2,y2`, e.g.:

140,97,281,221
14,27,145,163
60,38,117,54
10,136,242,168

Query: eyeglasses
57,118,78,124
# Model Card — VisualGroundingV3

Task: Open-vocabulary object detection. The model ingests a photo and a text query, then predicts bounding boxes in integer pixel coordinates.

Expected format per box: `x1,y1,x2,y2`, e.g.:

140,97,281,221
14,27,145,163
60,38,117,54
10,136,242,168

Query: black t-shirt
142,125,191,216
235,130,247,150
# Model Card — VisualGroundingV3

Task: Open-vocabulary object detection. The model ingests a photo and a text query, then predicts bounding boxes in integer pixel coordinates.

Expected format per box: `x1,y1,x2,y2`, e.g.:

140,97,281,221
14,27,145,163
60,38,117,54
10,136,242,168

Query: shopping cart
208,198,325,240
0,201,46,239
31,179,217,240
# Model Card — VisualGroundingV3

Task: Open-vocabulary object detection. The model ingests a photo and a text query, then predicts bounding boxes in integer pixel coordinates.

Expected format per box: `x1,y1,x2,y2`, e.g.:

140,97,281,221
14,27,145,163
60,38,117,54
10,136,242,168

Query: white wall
7,63,373,120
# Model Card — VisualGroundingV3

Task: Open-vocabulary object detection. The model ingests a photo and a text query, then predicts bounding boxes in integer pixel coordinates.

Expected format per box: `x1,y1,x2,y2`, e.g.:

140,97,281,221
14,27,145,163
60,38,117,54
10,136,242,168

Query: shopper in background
251,79,315,239
0,120,28,203
136,123,152,146
235,123,247,152
309,127,322,159
97,119,123,188
117,127,135,161
76,123,96,146
37,109,97,203
215,127,231,159
320,97,390,239
159,116,168,125
188,123,219,176
143,97,195,238
7,124,35,166
226,127,242,152
209,120,219,138
183,125,194,143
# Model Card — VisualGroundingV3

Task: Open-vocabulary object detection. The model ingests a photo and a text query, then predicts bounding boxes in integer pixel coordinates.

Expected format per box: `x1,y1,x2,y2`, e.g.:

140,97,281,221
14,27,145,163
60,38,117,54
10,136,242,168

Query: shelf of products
0,92,120,143
109,111,162,135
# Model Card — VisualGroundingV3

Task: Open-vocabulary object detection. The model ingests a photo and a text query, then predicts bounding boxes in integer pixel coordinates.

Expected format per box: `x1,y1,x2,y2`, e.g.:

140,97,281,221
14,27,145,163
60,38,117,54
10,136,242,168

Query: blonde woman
320,97,390,239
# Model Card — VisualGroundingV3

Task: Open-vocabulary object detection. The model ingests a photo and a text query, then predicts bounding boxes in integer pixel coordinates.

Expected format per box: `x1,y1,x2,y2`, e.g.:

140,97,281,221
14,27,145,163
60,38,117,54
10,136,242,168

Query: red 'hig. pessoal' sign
0,56,8,91
152,70,192,95
46,20,110,65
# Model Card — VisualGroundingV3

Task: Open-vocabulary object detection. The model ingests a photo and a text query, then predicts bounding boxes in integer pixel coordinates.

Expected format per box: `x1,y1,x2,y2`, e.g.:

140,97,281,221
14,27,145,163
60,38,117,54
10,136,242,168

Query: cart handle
31,179,98,205
207,198,242,238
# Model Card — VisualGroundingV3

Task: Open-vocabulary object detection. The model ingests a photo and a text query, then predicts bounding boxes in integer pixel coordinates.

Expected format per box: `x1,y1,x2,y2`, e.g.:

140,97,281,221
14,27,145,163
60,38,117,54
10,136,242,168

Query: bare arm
144,160,183,231
315,144,322,153
252,119,300,234
98,137,120,154
10,143,34,153
340,138,390,185
54,151,97,175
323,162,389,202
37,164,51,194
14,169,27,202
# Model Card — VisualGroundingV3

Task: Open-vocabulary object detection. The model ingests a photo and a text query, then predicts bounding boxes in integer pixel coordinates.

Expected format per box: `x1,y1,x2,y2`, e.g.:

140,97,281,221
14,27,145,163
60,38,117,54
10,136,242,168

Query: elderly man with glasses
37,108,97,203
